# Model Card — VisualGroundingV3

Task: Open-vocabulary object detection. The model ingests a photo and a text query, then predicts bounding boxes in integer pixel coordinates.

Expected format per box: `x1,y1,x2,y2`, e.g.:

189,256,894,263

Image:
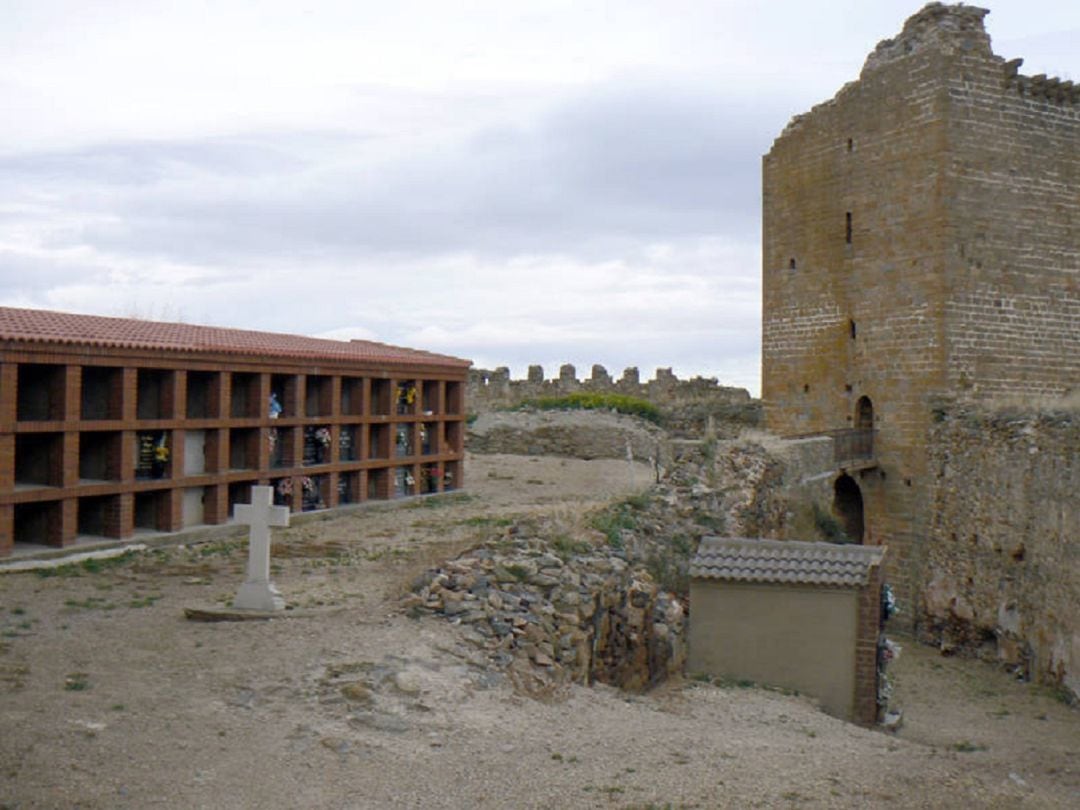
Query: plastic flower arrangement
314,427,332,447
276,478,292,496
301,476,316,494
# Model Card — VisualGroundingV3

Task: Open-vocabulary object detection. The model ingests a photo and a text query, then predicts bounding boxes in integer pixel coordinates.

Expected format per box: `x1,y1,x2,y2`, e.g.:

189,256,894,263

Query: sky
2,1,1077,395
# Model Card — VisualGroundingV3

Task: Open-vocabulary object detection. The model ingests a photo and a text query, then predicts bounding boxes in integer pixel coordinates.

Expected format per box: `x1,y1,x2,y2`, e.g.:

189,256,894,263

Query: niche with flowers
303,425,333,465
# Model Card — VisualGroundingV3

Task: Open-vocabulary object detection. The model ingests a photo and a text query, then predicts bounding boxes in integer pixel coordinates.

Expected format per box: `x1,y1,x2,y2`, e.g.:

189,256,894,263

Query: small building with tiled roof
688,536,886,726
0,306,470,556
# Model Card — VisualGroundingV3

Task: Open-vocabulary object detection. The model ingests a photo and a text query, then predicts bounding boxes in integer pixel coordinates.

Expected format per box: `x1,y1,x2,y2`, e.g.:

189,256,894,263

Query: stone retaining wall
922,404,1079,697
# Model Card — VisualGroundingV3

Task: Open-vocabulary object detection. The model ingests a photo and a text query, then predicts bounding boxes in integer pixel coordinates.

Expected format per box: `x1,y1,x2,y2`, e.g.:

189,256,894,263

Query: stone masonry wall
761,3,1080,625
468,365,760,437
922,404,1079,698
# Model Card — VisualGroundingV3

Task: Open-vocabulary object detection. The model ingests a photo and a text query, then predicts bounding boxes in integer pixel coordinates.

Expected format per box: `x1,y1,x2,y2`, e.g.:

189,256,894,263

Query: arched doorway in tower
855,395,873,430
833,474,864,543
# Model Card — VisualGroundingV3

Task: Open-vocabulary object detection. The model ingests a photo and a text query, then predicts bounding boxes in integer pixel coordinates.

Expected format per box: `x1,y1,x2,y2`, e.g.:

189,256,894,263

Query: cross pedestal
233,485,290,611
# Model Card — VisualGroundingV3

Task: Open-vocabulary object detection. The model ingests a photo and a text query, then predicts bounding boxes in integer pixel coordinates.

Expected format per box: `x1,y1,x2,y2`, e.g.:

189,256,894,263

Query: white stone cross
233,485,290,611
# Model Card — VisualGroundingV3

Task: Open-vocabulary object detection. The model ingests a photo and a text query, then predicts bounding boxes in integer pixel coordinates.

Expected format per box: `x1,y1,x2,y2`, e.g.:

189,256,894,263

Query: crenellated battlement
467,364,760,436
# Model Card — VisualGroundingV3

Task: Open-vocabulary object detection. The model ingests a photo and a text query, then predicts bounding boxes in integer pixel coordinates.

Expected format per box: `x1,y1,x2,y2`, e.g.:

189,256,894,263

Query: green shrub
813,503,851,544
519,392,661,424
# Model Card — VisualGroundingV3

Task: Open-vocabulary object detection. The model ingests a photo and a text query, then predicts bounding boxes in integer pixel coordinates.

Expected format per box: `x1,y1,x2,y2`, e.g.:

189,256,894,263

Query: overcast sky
2,1,1077,394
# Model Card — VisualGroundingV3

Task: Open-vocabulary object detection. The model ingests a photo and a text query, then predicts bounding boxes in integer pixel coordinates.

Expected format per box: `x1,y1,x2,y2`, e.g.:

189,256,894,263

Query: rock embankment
410,433,795,692
467,409,668,463
407,523,686,694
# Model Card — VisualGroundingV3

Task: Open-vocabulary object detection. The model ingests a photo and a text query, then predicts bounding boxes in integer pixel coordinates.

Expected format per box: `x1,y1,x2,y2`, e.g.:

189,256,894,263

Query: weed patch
518,392,661,424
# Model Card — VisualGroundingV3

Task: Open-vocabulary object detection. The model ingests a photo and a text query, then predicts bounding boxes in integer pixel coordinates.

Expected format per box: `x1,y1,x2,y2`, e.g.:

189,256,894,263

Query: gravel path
1,453,1076,809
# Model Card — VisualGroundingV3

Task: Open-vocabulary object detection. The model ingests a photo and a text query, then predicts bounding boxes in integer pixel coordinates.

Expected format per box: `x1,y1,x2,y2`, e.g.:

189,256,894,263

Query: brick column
0,363,17,430
0,504,12,555
61,431,79,488
203,484,228,525
853,564,884,726
59,498,77,547
325,472,340,509
113,492,134,538
64,365,82,423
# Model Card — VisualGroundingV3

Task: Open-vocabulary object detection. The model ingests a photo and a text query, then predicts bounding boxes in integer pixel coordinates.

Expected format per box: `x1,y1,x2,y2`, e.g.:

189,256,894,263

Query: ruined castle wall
923,405,1079,697
942,26,1080,400
761,3,1080,625
467,365,760,437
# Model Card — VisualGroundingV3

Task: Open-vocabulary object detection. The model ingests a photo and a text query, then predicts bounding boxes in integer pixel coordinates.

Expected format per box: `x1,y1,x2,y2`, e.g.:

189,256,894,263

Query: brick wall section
0,344,468,555
761,4,1080,626
853,563,883,727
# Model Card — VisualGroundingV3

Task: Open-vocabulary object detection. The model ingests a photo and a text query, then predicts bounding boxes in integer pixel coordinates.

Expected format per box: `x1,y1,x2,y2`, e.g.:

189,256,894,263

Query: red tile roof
691,536,885,587
0,306,470,369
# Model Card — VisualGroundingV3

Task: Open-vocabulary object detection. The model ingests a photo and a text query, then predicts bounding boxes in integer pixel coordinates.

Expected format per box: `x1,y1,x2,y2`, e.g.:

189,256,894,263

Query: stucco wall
688,581,858,720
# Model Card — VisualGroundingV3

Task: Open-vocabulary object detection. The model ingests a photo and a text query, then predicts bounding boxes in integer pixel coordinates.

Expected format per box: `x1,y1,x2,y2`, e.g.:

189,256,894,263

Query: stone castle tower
760,3,1079,612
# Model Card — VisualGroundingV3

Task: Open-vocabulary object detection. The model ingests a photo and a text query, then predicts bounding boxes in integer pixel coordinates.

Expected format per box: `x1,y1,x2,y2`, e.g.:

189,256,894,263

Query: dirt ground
0,453,1076,809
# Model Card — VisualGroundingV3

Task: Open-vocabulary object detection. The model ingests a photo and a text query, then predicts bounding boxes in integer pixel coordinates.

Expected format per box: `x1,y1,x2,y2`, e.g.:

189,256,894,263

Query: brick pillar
203,484,228,525
0,434,14,492
64,365,82,423
61,431,79,488
114,492,134,538
329,376,341,418
120,431,137,482
120,368,137,421
171,429,186,480
853,564,884,726
325,472,339,509
160,488,181,533
174,371,188,420
0,504,12,556
0,363,17,431
59,498,77,547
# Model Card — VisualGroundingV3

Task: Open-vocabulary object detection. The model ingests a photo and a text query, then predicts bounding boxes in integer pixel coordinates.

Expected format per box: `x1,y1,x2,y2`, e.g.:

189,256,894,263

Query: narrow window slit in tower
849,319,857,339
846,137,853,151
789,257,797,270
845,212,853,244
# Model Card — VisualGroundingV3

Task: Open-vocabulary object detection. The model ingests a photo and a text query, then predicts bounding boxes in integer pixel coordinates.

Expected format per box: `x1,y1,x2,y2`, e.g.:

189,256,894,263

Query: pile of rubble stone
407,524,686,692
408,435,791,692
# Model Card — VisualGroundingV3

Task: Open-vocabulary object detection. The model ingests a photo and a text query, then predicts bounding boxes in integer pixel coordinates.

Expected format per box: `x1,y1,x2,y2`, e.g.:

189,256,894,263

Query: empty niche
17,364,66,421
305,375,332,417
15,433,63,487
230,373,259,418
421,381,440,414
137,369,174,419
445,382,463,415
368,424,389,459
370,379,392,416
133,490,169,533
228,428,258,470
78,431,122,481
367,468,389,500
81,366,122,420
185,371,218,419
77,494,121,538
14,500,62,546
340,377,365,416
